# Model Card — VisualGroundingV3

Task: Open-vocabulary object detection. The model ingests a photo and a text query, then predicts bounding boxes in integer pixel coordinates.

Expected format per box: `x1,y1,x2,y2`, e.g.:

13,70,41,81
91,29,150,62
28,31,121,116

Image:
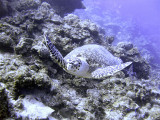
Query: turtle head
66,57,82,72
65,57,90,77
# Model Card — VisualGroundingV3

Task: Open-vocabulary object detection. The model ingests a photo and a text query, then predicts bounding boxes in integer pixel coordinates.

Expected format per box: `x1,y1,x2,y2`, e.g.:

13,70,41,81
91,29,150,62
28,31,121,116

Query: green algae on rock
0,86,10,119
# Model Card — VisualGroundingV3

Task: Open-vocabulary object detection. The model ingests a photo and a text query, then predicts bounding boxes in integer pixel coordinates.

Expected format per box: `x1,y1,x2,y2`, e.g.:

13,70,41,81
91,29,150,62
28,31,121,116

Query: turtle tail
44,34,66,69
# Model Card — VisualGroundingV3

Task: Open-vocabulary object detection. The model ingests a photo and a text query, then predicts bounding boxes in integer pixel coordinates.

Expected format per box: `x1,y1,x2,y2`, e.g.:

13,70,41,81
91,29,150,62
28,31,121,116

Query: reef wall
0,0,85,18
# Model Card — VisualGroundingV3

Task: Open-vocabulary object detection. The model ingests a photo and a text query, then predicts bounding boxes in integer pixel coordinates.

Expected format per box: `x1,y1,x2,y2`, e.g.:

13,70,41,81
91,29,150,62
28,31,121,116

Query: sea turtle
44,35,132,79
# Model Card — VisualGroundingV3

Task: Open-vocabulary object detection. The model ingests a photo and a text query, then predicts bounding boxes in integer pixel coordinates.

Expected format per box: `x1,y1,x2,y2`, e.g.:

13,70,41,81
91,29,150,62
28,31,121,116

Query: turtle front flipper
91,62,132,79
44,35,66,69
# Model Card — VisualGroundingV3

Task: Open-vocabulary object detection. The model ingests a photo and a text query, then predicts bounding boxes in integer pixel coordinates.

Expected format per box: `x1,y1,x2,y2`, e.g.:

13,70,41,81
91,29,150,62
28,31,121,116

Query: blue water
74,0,160,67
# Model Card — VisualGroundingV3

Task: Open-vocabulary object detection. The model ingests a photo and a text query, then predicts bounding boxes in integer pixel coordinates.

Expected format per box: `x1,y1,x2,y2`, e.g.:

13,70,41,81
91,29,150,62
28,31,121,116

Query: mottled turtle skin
44,35,132,79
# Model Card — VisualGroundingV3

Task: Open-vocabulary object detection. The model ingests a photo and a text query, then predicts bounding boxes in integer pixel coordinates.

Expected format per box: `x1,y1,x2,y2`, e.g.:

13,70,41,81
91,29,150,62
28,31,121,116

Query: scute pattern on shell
64,44,122,70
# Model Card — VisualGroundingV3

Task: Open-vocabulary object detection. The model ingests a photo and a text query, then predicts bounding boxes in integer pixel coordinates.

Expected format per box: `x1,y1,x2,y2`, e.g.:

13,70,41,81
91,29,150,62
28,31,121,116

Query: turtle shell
64,44,122,74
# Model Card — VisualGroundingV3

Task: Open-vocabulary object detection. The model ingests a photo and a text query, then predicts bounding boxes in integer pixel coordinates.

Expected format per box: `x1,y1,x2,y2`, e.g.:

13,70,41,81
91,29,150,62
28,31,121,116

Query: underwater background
0,0,160,119
74,0,160,67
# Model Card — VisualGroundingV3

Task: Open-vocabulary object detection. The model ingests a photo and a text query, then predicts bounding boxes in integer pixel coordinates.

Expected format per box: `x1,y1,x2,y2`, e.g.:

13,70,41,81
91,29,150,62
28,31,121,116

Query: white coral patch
19,95,55,119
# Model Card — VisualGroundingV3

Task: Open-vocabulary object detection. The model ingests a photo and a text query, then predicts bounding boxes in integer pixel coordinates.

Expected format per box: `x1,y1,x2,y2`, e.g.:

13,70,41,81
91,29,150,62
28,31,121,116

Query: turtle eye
74,61,79,65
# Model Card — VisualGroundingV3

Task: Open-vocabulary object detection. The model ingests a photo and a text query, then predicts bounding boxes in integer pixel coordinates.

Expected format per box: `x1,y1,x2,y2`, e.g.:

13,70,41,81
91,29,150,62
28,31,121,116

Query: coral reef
0,1,159,120
42,0,85,16
0,0,84,18
109,42,150,79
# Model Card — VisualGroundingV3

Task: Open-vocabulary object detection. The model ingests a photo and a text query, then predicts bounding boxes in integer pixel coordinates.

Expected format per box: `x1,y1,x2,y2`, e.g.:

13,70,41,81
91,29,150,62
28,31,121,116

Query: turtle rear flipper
44,35,66,69
91,62,132,79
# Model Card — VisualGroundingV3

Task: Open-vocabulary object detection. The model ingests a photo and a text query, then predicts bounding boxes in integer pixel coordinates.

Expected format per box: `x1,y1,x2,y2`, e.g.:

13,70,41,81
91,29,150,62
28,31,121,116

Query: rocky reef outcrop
42,0,85,16
109,42,150,79
0,1,159,120
0,0,84,18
